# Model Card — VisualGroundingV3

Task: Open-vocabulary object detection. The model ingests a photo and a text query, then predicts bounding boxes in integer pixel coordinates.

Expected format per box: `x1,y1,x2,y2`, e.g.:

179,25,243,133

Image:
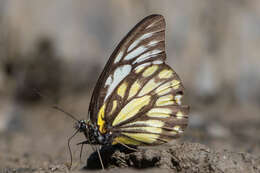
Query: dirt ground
0,92,260,173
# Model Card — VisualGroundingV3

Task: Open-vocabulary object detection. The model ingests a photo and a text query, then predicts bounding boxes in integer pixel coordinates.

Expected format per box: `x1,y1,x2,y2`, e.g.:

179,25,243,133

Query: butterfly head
74,119,89,132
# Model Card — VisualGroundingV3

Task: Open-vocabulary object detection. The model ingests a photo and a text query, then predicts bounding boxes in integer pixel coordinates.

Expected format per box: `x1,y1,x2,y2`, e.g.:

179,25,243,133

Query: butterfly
71,14,189,169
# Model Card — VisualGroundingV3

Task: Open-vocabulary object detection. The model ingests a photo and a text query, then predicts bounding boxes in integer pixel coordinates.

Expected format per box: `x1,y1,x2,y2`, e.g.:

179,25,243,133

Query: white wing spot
148,40,159,46
104,65,132,101
128,33,153,52
114,51,124,63
175,95,182,105
125,46,147,60
173,125,183,133
105,75,112,86
153,60,163,64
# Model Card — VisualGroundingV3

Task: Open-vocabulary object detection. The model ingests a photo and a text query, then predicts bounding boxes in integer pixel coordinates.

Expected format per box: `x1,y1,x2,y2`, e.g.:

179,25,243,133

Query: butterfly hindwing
107,63,189,145
88,14,189,146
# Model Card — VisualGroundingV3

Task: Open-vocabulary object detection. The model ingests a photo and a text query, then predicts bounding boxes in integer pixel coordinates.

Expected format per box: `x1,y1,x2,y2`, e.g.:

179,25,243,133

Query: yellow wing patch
124,119,165,128
118,120,166,144
142,65,158,77
157,88,171,96
156,82,171,94
110,100,118,115
172,80,180,90
156,79,181,96
128,80,141,100
176,111,184,119
156,94,174,106
122,132,159,144
112,95,151,126
146,108,171,118
117,82,128,98
138,79,163,96
158,69,173,79
112,136,142,145
146,112,170,118
97,103,106,134
148,108,172,114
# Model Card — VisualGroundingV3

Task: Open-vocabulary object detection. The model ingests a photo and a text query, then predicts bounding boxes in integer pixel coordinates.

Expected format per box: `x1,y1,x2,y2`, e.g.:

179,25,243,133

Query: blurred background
0,0,259,169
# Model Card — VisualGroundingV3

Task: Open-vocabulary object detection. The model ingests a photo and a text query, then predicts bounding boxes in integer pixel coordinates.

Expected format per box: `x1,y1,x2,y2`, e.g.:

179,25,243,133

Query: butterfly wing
108,63,189,145
89,14,166,123
88,14,189,145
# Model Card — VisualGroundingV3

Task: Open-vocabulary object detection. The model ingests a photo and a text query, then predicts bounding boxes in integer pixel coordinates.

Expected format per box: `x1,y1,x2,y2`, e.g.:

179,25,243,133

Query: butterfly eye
74,120,87,132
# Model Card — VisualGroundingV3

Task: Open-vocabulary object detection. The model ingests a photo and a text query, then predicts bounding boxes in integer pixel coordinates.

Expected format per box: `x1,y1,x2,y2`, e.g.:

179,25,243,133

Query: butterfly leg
77,141,105,169
77,140,89,145
79,143,84,163
77,140,96,163
96,145,105,170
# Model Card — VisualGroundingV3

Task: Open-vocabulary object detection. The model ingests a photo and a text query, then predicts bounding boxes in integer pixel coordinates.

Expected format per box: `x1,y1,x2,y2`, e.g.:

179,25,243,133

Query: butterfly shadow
83,144,136,170
83,144,162,170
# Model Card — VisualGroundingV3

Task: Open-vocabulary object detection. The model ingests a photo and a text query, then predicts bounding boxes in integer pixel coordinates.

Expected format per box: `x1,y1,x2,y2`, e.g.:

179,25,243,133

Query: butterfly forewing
89,15,166,122
88,14,189,146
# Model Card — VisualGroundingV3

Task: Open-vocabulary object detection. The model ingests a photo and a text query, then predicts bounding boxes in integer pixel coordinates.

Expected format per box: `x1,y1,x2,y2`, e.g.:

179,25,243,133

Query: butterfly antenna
52,105,79,122
67,128,80,169
33,88,80,122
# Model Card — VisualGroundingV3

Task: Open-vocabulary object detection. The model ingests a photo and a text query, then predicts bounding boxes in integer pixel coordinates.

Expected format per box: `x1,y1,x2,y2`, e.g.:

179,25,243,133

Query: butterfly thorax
75,120,112,145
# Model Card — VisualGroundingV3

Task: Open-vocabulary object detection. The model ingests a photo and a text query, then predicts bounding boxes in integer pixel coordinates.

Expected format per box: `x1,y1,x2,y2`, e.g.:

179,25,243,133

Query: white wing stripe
124,46,147,60
134,62,151,72
146,21,157,29
105,76,112,86
104,65,132,101
152,60,163,64
148,40,160,46
133,49,163,64
114,51,124,63
127,32,153,52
